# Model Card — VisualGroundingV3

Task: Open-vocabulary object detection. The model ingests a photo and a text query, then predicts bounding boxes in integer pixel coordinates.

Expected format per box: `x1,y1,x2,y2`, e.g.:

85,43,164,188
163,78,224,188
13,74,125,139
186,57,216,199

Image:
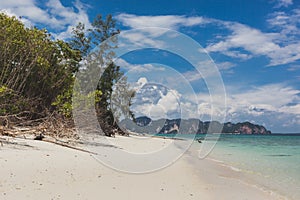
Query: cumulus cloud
0,0,91,40
128,76,300,131
135,77,148,89
130,77,223,121
131,83,181,119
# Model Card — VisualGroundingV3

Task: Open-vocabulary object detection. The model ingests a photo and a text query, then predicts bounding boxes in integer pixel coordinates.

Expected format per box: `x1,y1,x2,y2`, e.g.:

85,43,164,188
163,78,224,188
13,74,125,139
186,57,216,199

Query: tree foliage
0,12,134,137
0,13,79,125
69,14,135,136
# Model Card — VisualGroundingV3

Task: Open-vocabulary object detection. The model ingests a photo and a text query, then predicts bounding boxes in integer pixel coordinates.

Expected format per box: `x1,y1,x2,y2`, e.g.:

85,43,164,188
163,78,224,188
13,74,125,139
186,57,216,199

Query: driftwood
41,138,98,155
0,113,119,155
0,137,33,148
0,135,98,155
0,120,97,154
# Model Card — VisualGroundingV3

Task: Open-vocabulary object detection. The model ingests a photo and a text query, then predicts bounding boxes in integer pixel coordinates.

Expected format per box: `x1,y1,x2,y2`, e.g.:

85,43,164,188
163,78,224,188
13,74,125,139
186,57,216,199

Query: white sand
0,135,286,200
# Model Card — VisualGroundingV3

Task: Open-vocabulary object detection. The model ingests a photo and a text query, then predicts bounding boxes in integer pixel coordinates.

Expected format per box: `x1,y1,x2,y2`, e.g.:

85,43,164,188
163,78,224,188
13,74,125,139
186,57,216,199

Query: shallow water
198,134,300,200
158,133,300,199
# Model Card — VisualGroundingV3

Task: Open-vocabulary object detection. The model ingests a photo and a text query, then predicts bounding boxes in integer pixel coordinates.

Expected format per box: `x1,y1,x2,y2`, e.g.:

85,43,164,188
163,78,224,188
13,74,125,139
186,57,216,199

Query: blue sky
1,0,300,132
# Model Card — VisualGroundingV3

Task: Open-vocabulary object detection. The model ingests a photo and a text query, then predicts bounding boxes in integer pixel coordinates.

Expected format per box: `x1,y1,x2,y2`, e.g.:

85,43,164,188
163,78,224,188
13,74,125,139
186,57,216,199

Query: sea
158,133,300,200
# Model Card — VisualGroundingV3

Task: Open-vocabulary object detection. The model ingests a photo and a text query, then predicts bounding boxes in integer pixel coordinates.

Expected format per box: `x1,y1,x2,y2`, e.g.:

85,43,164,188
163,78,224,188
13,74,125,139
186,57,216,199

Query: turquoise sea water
159,133,300,199
205,134,300,200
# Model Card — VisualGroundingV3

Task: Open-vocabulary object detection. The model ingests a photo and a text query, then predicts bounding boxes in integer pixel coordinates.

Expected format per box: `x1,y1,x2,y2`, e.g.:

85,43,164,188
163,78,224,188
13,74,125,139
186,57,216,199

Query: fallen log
40,138,98,155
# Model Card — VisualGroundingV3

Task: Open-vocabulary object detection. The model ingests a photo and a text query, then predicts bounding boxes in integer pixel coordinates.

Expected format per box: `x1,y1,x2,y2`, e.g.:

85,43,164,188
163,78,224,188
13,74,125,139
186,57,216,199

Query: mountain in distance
119,116,272,135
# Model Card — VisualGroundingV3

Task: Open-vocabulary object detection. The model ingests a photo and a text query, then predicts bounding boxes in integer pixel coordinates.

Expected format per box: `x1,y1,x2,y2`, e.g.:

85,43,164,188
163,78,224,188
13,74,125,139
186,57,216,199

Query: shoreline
187,143,288,200
192,151,288,200
0,135,288,200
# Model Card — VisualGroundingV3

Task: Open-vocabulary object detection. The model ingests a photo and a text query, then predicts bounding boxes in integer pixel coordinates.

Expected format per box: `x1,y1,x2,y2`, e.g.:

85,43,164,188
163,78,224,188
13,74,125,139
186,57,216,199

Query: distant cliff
120,116,271,134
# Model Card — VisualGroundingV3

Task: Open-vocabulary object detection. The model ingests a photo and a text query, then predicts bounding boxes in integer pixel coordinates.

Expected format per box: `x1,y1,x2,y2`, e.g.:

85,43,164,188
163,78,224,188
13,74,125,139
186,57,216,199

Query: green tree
0,13,79,125
69,14,134,136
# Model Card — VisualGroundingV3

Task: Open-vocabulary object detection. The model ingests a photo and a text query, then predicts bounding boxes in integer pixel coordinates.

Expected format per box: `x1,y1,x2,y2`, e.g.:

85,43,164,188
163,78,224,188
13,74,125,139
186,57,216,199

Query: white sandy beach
0,135,286,200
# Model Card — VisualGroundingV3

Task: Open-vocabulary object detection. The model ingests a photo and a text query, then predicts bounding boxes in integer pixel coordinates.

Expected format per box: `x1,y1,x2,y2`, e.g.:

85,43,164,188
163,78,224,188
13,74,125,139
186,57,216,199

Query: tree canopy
0,12,135,137
0,13,79,124
69,14,135,136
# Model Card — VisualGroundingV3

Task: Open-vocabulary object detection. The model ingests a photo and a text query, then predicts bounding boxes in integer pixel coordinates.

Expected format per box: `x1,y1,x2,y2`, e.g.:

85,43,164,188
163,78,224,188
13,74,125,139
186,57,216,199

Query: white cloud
0,9,33,27
135,77,148,89
206,22,280,55
116,14,209,30
180,101,200,119
226,84,300,131
184,93,227,121
216,61,236,71
119,30,165,48
0,0,91,40
116,14,211,48
221,50,253,60
267,9,300,37
274,0,293,8
206,21,300,66
182,70,203,82
279,104,300,115
132,86,181,119
129,78,300,130
157,89,181,111
128,78,200,120
268,41,300,66
181,83,300,131
117,13,300,66
221,83,299,118
181,59,222,82
115,14,211,50
115,58,165,73
1,0,59,28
